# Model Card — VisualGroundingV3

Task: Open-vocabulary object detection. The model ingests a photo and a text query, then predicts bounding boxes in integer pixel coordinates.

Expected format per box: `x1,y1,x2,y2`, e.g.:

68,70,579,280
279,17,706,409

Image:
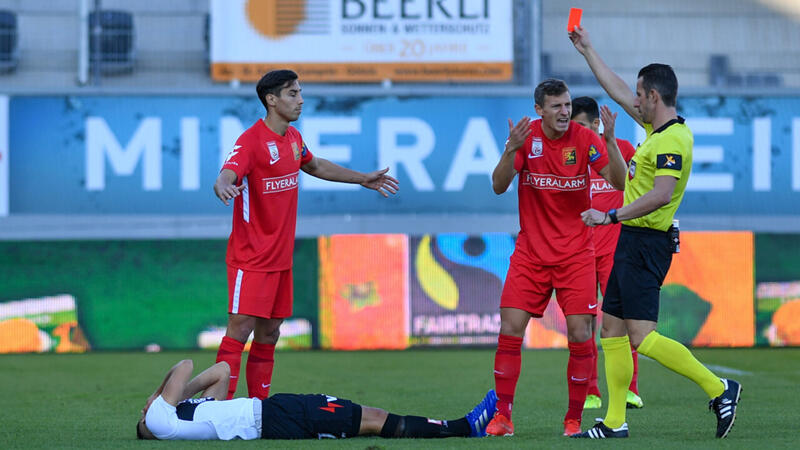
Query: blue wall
9,95,800,215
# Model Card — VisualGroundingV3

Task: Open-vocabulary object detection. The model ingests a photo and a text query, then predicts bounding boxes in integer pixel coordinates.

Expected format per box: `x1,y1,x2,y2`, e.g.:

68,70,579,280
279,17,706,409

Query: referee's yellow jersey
623,117,693,231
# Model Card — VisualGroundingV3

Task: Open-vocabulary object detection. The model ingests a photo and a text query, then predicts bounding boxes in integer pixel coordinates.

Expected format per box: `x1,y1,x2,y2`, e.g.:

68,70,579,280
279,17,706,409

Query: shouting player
213,70,399,401
487,78,627,437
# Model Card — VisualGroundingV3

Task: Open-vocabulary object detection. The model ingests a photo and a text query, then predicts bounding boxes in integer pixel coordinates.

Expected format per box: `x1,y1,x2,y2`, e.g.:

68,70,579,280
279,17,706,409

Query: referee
568,26,741,439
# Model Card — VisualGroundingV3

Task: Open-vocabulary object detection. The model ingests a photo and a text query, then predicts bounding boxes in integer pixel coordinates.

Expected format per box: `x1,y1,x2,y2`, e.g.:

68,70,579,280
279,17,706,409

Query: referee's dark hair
256,69,299,111
571,96,599,121
534,78,569,107
638,63,678,107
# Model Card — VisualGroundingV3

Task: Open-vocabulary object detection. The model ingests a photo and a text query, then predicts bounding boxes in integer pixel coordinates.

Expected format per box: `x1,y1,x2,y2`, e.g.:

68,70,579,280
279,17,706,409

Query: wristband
608,209,619,224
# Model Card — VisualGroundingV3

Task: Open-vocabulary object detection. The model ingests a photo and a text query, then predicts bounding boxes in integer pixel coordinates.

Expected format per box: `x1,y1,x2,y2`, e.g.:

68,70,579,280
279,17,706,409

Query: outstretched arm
301,157,399,198
569,26,644,128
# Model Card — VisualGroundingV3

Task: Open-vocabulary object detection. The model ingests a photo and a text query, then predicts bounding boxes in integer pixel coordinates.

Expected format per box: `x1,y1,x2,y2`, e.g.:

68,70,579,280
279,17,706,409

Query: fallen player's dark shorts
261,393,362,439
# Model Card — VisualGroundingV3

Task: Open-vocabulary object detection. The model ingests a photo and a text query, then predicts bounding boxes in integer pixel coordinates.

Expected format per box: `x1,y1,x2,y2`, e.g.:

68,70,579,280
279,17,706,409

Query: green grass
2,348,798,448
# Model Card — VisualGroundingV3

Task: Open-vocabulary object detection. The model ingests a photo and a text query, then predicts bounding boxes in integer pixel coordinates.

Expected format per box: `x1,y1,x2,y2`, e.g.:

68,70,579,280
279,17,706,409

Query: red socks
565,338,594,421
588,333,601,397
630,344,640,394
494,334,523,419
246,341,276,400
216,336,245,400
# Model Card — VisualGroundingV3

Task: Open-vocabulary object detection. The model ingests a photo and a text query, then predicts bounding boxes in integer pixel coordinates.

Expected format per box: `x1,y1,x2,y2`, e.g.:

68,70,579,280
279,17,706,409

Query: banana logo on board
416,235,459,310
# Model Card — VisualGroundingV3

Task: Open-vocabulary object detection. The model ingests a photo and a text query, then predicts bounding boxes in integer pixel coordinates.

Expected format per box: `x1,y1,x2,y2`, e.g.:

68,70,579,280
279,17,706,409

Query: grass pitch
2,348,798,448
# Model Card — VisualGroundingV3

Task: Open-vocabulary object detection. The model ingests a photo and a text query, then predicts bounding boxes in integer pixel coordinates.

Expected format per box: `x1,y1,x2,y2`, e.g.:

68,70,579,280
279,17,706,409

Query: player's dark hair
571,96,599,121
534,78,569,107
638,63,678,107
256,69,299,111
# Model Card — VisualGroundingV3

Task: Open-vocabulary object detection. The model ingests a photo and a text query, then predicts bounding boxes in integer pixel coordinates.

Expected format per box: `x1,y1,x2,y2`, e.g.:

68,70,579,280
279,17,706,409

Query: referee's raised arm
569,26,644,128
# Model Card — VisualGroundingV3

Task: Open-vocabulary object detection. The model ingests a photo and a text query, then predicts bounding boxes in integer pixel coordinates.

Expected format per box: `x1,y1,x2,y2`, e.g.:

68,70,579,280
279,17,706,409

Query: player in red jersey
571,96,644,411
213,70,399,401
486,79,628,437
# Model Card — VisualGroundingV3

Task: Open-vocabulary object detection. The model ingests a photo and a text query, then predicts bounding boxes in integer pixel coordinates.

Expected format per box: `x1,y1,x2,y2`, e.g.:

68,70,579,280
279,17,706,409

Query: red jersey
512,120,608,265
221,120,313,271
590,137,636,256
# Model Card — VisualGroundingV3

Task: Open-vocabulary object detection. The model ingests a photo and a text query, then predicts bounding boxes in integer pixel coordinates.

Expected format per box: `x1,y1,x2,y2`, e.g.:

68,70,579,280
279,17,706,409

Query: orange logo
319,402,343,413
665,155,676,166
246,0,305,38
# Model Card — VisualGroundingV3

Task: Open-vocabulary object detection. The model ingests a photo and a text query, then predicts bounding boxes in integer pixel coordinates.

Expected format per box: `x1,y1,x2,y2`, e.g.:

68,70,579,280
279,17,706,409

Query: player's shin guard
246,341,276,399
588,332,601,397
380,413,470,438
216,336,245,400
637,331,724,398
601,336,633,429
494,334,523,420
629,344,640,394
566,338,593,421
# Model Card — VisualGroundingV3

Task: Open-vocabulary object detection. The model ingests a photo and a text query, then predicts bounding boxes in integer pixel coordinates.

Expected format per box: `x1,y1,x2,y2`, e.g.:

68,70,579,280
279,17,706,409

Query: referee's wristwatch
608,209,619,224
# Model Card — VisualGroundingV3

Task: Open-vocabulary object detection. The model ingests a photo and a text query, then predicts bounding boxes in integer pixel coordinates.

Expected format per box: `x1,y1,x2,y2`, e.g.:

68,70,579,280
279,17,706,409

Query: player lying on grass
136,359,497,441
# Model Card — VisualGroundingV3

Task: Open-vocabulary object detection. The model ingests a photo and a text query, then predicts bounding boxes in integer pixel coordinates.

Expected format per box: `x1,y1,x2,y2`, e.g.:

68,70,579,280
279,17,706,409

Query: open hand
506,117,532,152
600,105,617,141
361,168,399,198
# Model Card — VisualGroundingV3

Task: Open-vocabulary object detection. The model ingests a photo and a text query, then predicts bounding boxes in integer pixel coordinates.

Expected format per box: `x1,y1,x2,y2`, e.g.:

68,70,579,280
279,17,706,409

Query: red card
567,8,582,32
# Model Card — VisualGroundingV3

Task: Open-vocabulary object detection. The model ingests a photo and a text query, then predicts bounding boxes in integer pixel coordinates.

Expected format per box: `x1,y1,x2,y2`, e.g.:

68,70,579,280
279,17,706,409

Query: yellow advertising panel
319,234,409,350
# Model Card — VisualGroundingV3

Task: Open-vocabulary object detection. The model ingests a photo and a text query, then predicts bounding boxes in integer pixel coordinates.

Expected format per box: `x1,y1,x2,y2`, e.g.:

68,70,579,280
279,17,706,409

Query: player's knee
566,317,593,342
226,320,255,342
499,319,526,337
628,332,646,349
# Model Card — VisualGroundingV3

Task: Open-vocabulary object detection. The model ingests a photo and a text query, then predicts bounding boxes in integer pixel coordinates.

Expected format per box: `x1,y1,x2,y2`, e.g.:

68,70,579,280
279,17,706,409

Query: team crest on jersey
291,141,301,160
628,160,637,179
588,144,601,163
267,141,280,164
529,138,543,159
562,147,576,165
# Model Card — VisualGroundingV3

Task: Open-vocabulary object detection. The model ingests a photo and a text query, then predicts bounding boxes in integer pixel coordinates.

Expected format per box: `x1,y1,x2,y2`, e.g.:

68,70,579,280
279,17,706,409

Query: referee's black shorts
261,393,362,440
602,225,673,322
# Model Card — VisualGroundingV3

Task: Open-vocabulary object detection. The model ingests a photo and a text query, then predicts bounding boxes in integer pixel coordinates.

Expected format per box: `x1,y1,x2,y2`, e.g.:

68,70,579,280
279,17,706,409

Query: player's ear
649,88,660,104
592,118,601,130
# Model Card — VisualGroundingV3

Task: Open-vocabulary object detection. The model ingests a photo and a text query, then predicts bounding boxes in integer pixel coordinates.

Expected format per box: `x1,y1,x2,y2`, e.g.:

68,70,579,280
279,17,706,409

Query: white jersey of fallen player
145,395,259,440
